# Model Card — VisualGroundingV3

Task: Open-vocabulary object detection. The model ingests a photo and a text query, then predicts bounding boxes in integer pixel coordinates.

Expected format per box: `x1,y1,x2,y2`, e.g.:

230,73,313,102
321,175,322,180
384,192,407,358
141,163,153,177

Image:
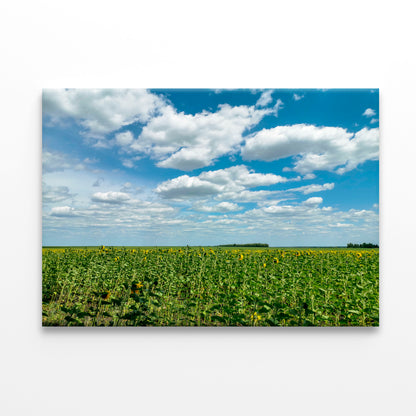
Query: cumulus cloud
288,183,334,195
50,206,76,217
43,89,166,139
129,104,272,171
303,196,323,207
363,108,376,117
91,191,130,204
155,165,291,200
192,201,242,213
115,131,134,146
256,90,274,107
241,124,379,174
302,173,316,180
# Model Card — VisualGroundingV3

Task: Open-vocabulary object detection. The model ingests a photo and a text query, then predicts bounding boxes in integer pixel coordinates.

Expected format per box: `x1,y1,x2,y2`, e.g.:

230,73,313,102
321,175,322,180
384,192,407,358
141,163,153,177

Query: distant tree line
347,243,379,248
218,243,269,247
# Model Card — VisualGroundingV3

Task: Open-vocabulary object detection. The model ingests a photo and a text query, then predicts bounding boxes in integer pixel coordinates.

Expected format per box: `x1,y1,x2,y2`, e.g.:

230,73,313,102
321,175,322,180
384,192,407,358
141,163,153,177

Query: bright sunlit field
42,246,379,327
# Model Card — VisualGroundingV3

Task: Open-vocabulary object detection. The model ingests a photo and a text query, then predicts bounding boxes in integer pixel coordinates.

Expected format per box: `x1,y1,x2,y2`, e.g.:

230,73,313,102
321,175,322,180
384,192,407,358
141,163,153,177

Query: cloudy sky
42,89,379,246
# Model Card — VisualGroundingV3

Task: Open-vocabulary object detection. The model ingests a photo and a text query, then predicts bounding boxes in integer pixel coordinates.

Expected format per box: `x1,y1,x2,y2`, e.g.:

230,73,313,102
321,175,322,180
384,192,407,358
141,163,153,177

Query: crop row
42,247,379,326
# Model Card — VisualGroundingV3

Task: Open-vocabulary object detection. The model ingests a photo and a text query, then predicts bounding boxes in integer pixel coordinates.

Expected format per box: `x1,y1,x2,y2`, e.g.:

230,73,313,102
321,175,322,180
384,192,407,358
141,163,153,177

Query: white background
1,1,415,415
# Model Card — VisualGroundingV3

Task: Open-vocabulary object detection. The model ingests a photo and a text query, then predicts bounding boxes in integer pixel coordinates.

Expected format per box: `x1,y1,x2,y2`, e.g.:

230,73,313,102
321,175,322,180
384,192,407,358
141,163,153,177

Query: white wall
1,1,415,415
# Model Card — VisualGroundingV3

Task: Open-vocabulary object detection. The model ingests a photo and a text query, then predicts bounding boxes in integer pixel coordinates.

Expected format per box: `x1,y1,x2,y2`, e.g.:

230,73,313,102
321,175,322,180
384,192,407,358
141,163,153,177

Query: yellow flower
251,312,262,322
238,254,244,261
131,282,144,294
273,257,279,264
263,263,266,268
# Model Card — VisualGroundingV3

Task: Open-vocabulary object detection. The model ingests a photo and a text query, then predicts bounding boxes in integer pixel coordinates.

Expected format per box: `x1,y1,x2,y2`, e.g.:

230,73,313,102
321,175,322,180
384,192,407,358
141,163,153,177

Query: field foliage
42,246,379,326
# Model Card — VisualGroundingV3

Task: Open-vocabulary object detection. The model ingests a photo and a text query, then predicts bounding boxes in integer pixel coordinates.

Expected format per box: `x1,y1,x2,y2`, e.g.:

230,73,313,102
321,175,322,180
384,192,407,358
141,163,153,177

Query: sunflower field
42,246,379,326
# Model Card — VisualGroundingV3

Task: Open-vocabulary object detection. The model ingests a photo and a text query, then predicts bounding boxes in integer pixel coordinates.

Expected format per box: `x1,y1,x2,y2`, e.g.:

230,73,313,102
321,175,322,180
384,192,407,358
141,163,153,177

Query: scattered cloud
273,99,284,114
363,108,376,117
287,183,334,195
302,173,316,180
91,191,130,204
115,131,134,146
192,201,242,213
43,151,73,173
303,196,323,207
328,223,352,228
50,206,76,217
43,184,75,203
155,165,292,200
215,189,278,202
256,90,274,107
43,150,90,173
241,124,379,174
129,104,273,171
293,93,304,101
42,89,379,246
122,159,134,168
43,89,166,139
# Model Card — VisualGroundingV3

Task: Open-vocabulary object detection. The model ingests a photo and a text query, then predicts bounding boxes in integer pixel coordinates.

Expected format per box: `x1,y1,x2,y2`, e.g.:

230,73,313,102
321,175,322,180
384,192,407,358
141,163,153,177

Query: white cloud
91,191,130,204
50,206,75,217
273,99,284,114
241,124,379,174
122,159,135,168
303,196,323,207
155,176,222,199
192,201,242,213
43,89,166,139
288,183,334,194
328,223,352,228
363,108,376,117
198,165,287,187
43,151,73,173
293,93,304,101
155,165,291,200
215,189,277,202
256,90,273,107
131,104,272,171
43,150,94,174
43,184,75,203
302,173,316,180
370,118,379,124
115,131,134,146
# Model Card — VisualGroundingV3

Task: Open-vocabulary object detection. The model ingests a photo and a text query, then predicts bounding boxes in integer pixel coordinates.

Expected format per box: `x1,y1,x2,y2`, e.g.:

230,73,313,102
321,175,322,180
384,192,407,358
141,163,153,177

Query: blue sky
42,89,379,246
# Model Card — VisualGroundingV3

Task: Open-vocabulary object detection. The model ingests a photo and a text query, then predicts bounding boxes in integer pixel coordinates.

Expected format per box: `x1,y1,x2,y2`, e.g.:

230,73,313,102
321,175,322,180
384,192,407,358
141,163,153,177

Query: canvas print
42,89,379,326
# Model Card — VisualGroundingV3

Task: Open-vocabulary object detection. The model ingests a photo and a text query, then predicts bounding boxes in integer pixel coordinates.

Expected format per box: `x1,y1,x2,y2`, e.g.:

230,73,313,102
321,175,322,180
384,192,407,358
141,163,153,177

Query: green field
42,246,379,326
